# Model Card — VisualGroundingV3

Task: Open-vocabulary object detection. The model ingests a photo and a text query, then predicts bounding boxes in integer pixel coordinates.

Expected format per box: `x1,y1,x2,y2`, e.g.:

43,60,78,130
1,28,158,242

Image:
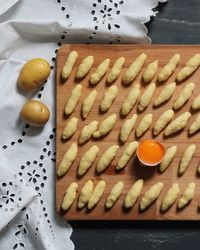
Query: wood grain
56,44,200,220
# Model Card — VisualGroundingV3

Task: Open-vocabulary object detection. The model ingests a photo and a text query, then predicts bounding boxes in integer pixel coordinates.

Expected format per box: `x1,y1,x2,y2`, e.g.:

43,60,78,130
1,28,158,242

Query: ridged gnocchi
122,53,147,84
153,109,174,136
93,114,117,138
107,57,125,83
160,183,180,212
96,145,119,173
143,60,158,82
153,82,176,107
124,179,144,209
78,146,99,176
100,85,118,112
79,121,98,144
116,141,138,170
88,180,106,210
140,182,164,211
173,82,195,110
62,51,78,79
121,84,141,116
120,114,137,143
62,182,78,211
65,84,82,115
137,83,156,112
136,114,153,137
90,58,110,85
191,94,200,110
76,55,94,78
179,144,196,175
158,54,180,82
159,145,177,173
78,180,94,209
164,112,191,136
176,54,200,81
178,182,196,209
62,117,78,140
82,90,97,119
57,143,78,177
105,181,124,209
189,114,200,135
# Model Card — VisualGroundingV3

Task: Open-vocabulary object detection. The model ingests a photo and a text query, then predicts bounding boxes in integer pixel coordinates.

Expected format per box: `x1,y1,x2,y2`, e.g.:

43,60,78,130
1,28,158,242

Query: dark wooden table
71,1,200,249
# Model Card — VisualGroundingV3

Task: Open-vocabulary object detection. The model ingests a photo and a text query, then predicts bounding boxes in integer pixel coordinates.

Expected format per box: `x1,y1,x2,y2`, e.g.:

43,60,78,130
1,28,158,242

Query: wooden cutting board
56,44,200,220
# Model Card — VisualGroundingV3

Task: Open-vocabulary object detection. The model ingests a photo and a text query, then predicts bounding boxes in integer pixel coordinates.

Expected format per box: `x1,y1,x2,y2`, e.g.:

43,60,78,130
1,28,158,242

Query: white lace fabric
0,0,166,249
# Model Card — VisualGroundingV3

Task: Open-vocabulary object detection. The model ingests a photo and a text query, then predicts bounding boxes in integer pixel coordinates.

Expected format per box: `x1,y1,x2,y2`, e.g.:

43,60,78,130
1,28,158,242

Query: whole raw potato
18,58,51,92
20,100,50,127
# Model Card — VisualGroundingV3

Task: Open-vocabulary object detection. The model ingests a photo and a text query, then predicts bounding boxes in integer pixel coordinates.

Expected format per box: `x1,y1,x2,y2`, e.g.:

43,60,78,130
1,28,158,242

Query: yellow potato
18,58,50,92
20,100,50,127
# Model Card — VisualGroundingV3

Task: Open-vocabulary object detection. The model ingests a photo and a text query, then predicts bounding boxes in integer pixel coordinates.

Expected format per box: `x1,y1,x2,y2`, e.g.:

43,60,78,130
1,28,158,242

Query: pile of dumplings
58,49,200,214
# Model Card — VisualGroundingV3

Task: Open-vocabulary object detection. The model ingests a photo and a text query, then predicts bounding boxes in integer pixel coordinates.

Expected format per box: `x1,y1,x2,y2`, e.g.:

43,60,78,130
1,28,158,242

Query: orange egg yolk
138,140,165,164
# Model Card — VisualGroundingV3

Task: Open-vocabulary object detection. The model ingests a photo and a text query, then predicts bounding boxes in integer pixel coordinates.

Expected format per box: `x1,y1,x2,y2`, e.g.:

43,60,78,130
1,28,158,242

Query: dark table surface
71,1,200,249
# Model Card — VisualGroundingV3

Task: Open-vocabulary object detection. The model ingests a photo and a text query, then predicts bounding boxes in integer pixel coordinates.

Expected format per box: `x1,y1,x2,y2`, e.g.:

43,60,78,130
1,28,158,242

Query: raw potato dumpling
107,57,125,83
159,145,177,173
164,112,191,136
176,54,200,81
124,179,144,208
93,114,117,138
65,84,82,115
122,53,147,84
153,82,176,107
90,58,110,85
78,145,99,176
76,55,94,78
78,180,94,209
153,109,174,136
18,58,51,92
191,94,200,110
57,143,78,177
143,60,158,82
189,114,200,135
96,145,119,173
173,82,195,110
62,182,78,211
62,51,78,79
140,182,164,211
158,54,180,82
105,181,124,209
116,141,138,170
120,114,137,143
179,144,196,175
82,90,97,119
137,83,156,112
79,121,98,144
121,84,141,116
100,85,118,112
136,114,153,137
160,183,180,212
88,180,106,210
62,117,78,140
20,100,50,127
177,182,196,209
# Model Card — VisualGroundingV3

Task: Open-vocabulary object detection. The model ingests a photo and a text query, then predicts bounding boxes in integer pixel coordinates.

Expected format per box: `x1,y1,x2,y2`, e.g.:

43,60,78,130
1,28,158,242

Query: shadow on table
70,220,200,230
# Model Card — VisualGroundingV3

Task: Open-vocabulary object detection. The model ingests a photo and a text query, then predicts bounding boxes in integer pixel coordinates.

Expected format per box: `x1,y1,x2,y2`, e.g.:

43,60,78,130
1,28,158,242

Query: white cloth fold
0,0,166,249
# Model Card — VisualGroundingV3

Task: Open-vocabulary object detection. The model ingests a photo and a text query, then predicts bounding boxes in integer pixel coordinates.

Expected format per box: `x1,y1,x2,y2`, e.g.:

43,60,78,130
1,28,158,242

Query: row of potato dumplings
62,51,200,84
61,179,198,213
57,142,199,178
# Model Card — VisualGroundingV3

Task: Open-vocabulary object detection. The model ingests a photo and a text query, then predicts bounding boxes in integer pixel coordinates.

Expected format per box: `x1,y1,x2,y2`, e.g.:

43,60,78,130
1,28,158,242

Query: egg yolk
138,140,164,164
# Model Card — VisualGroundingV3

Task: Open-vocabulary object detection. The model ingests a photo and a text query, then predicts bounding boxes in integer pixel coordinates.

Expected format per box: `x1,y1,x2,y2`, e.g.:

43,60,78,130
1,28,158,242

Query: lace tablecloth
0,0,166,249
